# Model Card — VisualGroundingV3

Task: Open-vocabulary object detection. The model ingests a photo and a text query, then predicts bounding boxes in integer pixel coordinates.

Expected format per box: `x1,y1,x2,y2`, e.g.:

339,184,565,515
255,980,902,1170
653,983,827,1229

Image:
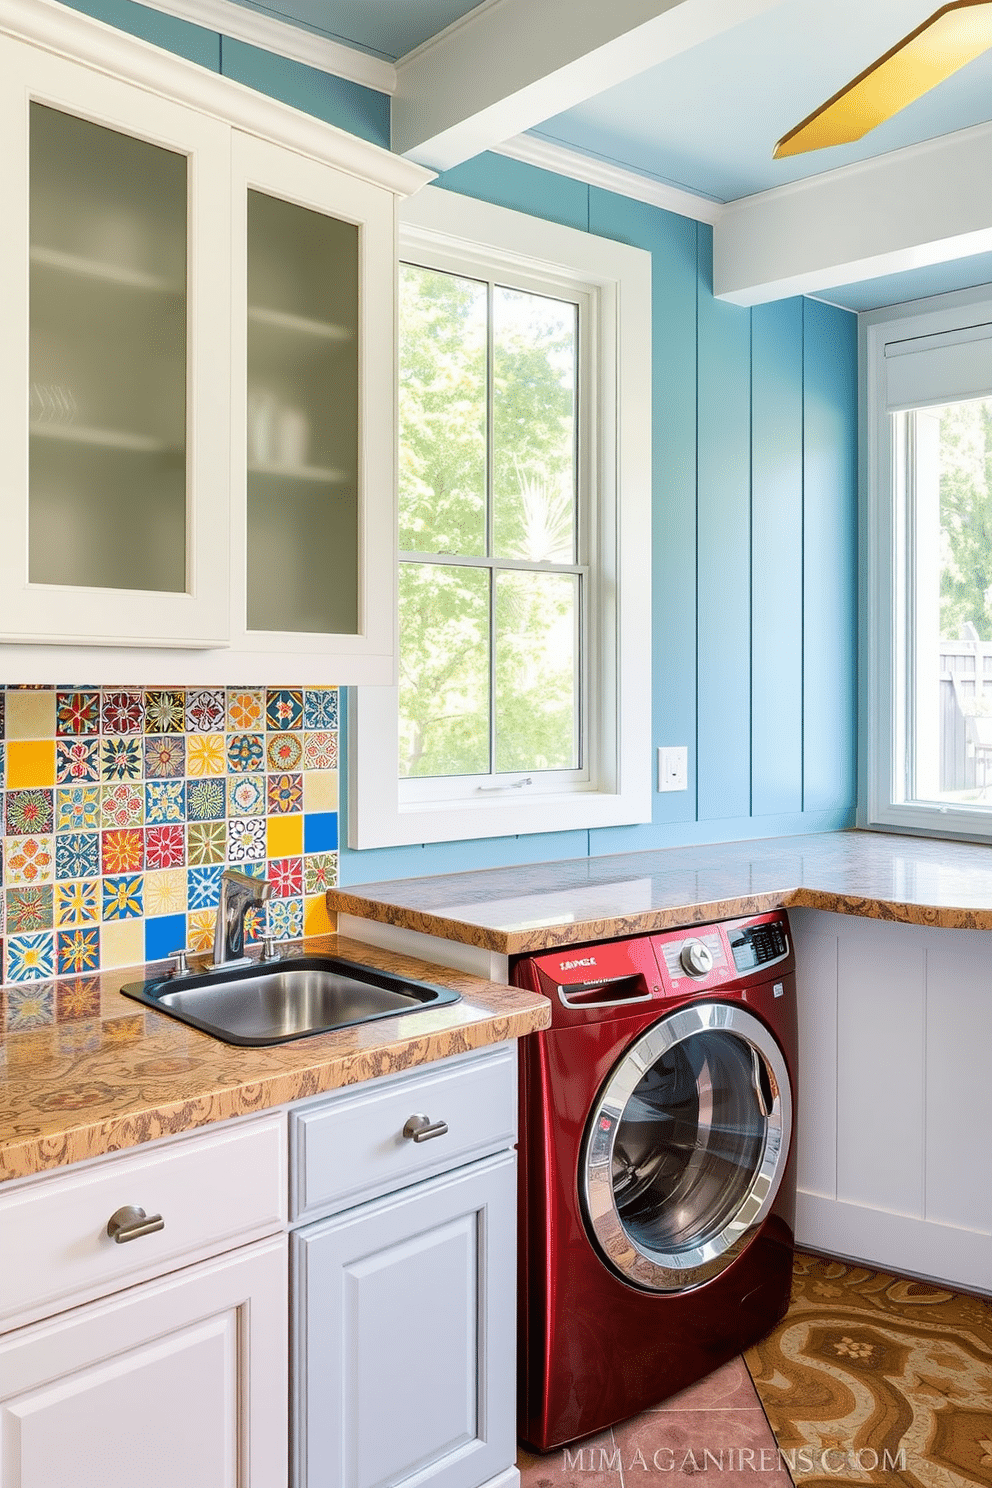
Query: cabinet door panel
294,1153,516,1488
0,35,231,648
230,131,397,684
0,1237,288,1488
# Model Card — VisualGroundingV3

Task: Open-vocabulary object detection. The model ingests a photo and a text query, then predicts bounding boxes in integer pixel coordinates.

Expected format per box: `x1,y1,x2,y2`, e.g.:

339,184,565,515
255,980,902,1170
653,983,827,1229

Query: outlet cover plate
658,746,688,792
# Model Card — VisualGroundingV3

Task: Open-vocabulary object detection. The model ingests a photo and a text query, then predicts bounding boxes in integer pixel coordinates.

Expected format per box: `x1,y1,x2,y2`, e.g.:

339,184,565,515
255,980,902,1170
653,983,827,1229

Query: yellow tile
267,814,303,860
6,739,56,788
304,769,338,813
5,688,56,740
304,894,334,937
101,919,145,971
144,869,187,916
186,733,227,777
187,908,216,953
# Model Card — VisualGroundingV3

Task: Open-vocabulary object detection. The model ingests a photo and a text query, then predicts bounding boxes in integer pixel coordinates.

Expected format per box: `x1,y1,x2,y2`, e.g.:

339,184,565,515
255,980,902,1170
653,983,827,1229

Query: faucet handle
169,948,191,975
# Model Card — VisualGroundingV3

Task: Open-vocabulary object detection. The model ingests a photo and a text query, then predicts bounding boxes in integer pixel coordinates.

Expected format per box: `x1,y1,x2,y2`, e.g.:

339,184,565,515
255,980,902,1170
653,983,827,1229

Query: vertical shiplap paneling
588,191,698,829
57,0,222,68
803,299,858,814
695,227,751,822
434,153,590,234
751,298,804,815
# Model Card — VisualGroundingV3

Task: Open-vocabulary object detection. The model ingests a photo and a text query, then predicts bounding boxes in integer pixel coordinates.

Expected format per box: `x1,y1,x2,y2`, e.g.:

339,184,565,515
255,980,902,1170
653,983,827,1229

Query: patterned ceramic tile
55,833,100,881
55,785,100,832
144,868,186,916
6,788,54,836
55,977,101,1021
144,689,185,734
187,864,223,911
187,821,226,866
304,852,338,894
6,935,56,985
56,738,100,783
6,836,55,885
186,733,227,777
303,731,338,770
304,689,338,730
54,879,100,925
227,690,264,732
101,828,144,875
144,735,185,779
266,732,303,771
266,895,303,940
145,780,186,825
187,778,226,821
267,773,303,815
229,774,264,817
101,783,144,828
55,690,100,736
5,885,54,933
266,689,303,731
56,927,100,975
100,736,144,781
187,907,216,952
102,875,144,921
145,825,185,870
227,817,266,863
186,688,226,733
268,857,303,898
101,689,144,735
227,733,264,773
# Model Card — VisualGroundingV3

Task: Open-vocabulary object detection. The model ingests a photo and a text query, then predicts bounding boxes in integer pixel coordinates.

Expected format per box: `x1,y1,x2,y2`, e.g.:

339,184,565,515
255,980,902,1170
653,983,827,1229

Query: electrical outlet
657,745,688,792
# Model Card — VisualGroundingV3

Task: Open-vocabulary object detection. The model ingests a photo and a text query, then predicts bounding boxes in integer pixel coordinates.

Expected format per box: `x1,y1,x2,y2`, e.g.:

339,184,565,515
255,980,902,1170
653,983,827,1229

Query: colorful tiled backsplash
0,686,339,985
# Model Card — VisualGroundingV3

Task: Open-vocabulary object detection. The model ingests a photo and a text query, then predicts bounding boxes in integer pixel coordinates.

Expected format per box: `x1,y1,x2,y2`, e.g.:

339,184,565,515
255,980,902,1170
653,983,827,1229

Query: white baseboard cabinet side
791,907,992,1294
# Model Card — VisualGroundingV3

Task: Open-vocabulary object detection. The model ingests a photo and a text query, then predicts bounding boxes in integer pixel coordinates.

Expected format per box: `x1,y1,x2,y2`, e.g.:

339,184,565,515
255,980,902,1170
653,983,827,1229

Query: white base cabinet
791,907,992,1293
0,1237,288,1488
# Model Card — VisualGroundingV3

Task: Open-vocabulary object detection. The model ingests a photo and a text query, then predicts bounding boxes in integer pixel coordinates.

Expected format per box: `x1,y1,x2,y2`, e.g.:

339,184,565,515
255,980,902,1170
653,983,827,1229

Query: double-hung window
865,291,992,836
349,187,651,849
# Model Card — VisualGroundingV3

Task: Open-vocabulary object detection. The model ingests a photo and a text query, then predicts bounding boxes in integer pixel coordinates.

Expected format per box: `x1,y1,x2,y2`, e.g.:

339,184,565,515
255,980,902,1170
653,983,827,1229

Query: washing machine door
581,1002,792,1292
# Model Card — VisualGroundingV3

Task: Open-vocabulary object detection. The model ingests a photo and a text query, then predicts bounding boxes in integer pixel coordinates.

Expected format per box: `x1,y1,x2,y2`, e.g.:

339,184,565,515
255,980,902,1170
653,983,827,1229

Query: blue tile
304,811,338,853
144,913,188,964
187,865,223,911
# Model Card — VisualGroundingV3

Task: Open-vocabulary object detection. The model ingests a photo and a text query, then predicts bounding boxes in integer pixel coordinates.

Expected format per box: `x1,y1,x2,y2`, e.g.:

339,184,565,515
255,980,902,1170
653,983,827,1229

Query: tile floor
516,1357,791,1487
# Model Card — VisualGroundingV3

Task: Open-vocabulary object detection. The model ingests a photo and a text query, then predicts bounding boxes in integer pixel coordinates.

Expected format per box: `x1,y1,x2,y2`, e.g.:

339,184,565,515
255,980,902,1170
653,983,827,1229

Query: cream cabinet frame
0,0,429,685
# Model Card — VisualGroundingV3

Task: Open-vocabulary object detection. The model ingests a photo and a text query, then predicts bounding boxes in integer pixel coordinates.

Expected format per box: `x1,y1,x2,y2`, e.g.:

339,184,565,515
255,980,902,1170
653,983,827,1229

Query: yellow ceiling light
774,0,992,158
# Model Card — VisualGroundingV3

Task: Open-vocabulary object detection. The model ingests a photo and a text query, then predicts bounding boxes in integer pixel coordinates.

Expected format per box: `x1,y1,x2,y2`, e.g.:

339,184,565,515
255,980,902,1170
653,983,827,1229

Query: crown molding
137,0,396,94
493,132,724,226
0,0,428,196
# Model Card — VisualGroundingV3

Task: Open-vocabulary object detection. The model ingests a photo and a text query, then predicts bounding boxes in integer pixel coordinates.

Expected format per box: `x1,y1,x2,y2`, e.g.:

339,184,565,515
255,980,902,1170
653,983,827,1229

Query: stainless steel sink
121,954,461,1046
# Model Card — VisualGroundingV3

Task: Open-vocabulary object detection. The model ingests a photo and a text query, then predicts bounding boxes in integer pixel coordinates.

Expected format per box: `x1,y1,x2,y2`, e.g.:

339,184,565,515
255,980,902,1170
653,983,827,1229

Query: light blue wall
343,155,858,883
50,4,858,886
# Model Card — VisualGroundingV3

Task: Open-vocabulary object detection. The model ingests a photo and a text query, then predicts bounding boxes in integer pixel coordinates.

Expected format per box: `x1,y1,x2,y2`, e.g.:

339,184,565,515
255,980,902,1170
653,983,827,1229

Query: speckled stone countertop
0,934,549,1184
328,829,992,955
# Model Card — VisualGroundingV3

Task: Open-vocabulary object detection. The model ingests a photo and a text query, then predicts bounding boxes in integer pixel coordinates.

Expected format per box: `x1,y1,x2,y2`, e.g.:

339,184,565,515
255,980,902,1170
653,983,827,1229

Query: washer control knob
680,939,714,978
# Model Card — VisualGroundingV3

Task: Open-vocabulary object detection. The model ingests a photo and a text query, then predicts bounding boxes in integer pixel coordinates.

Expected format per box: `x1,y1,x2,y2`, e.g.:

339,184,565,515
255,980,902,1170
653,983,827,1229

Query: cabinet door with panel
0,1235,288,1488
0,32,232,651
229,130,397,684
293,1153,517,1488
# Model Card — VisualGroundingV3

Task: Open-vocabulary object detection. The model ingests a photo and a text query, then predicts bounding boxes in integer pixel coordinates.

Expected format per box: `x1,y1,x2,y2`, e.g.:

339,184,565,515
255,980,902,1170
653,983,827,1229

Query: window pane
911,397,992,804
492,286,576,563
399,265,486,557
495,570,578,772
399,562,490,777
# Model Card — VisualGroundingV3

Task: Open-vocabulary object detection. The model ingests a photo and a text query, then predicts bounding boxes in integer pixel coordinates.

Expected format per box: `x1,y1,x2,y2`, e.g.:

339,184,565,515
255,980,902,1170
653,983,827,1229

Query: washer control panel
726,919,789,973
658,930,724,983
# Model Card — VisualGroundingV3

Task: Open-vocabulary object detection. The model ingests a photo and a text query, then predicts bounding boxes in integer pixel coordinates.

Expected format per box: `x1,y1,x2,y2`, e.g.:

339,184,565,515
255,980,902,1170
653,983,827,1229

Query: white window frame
864,286,992,839
348,185,652,849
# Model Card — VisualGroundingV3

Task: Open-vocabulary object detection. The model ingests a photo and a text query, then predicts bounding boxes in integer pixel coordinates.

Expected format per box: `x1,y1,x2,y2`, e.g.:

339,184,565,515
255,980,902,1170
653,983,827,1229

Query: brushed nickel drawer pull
106,1205,165,1244
402,1114,449,1143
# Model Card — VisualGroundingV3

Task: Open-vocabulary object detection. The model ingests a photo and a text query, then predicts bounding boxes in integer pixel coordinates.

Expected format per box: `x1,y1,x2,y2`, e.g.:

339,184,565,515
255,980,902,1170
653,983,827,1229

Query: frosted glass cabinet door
0,37,231,647
231,132,398,682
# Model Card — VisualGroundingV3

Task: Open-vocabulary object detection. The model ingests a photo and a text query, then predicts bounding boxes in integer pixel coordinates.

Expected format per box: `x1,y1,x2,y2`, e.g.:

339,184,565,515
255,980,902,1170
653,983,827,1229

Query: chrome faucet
213,868,272,966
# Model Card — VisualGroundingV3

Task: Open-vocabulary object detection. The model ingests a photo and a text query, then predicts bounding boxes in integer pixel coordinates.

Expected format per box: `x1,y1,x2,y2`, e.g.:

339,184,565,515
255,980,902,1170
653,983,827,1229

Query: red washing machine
512,910,798,1452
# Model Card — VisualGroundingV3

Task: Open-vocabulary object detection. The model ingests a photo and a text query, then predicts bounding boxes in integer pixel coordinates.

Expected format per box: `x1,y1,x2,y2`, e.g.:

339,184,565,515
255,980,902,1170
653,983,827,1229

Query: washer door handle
751,1047,773,1117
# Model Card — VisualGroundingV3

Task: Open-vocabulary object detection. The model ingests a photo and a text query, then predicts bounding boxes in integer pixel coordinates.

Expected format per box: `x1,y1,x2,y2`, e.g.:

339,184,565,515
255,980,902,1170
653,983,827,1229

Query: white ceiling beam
392,0,788,169
714,120,992,306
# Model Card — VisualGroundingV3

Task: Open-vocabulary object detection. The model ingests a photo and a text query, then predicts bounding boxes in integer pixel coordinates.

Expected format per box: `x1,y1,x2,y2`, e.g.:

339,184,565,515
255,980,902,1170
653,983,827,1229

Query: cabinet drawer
0,1113,287,1328
291,1044,517,1222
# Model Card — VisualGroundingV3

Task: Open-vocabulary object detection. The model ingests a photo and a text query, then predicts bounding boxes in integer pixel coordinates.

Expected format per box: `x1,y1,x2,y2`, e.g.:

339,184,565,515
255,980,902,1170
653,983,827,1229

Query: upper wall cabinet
0,0,430,685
